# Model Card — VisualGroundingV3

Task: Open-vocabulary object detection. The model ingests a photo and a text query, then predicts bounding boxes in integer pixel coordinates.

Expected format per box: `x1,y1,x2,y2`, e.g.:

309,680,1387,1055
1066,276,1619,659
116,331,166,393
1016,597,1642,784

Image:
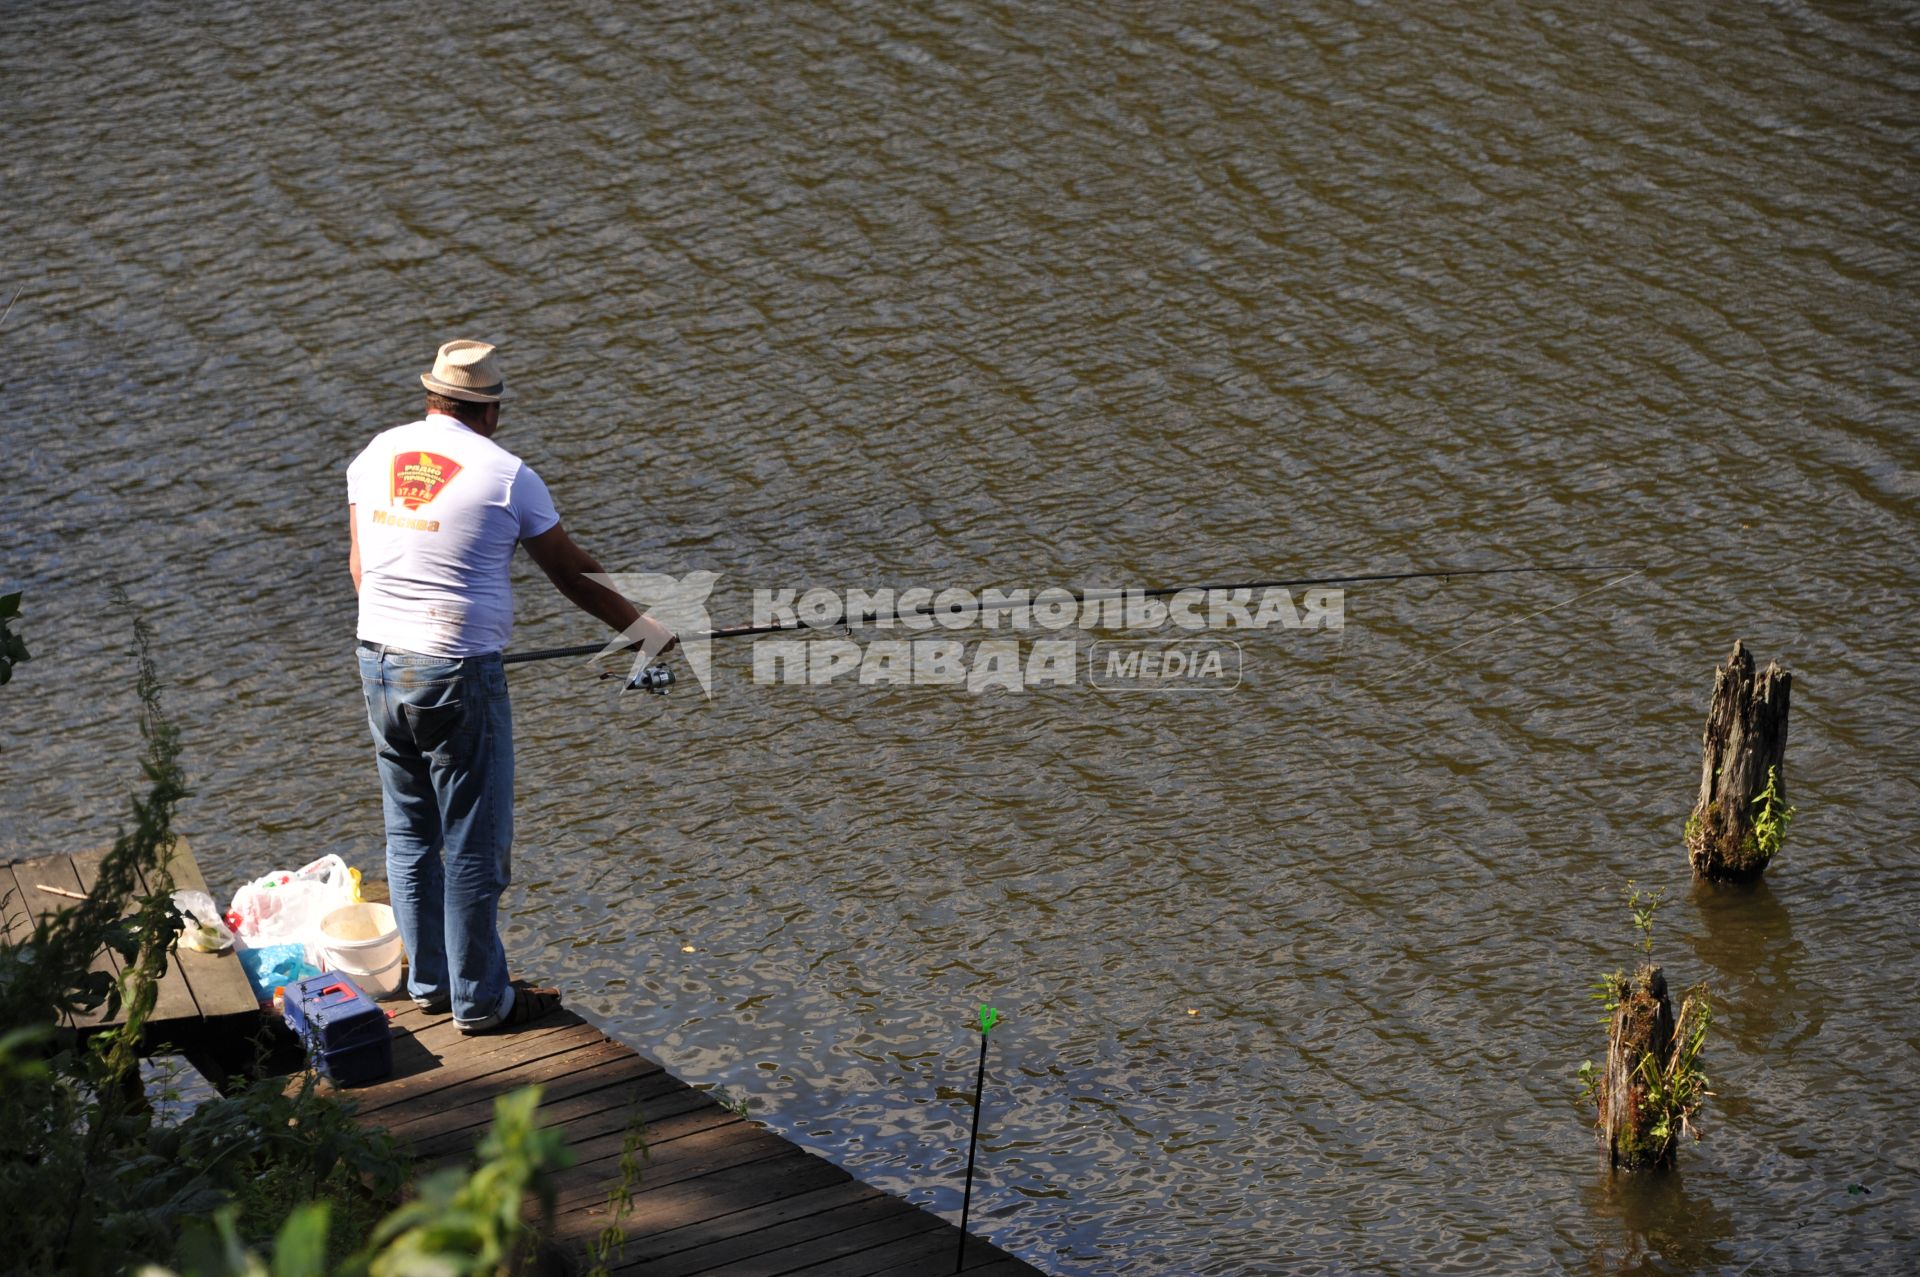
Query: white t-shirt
347,413,560,656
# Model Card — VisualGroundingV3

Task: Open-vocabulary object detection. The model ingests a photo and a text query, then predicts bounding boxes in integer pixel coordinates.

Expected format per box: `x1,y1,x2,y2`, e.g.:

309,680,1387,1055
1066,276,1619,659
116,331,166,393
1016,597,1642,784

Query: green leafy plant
1578,882,1714,1169
2,605,420,1274
0,590,28,685
349,1085,572,1276
585,1104,650,1277
1576,1058,1600,1106
163,1070,407,1262
715,1087,752,1119
1743,765,1796,865
1588,970,1627,1023
1639,988,1712,1146
0,604,202,1275
153,1086,571,1277
1624,881,1663,957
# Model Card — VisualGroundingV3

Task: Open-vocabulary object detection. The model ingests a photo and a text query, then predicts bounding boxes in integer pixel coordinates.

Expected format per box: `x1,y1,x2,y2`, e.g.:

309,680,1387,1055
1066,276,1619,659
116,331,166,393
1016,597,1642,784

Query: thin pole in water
957,1003,1000,1274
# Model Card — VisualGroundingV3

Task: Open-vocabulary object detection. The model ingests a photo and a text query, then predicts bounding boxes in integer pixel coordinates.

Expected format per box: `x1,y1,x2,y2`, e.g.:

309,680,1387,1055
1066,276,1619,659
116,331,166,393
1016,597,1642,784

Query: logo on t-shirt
391,451,463,510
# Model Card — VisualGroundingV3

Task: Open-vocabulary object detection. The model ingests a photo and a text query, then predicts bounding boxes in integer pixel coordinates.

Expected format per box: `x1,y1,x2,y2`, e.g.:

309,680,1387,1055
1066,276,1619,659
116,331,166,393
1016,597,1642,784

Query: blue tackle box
281,973,393,1086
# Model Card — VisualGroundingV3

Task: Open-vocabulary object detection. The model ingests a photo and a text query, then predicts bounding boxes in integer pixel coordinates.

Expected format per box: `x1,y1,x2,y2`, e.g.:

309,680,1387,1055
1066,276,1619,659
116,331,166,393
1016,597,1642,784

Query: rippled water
4,2,1917,1272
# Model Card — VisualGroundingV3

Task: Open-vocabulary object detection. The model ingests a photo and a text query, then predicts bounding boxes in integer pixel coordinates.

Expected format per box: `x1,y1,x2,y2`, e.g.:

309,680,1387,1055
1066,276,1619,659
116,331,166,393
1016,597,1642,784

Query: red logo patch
391,451,462,510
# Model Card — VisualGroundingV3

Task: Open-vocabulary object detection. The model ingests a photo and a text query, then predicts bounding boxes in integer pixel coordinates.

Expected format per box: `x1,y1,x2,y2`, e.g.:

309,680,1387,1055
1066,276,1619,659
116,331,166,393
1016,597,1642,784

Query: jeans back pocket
400,697,466,754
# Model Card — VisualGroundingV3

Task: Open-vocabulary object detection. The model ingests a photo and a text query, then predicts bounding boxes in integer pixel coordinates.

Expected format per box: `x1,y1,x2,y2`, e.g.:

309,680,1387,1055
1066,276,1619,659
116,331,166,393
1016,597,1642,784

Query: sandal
459,980,562,1034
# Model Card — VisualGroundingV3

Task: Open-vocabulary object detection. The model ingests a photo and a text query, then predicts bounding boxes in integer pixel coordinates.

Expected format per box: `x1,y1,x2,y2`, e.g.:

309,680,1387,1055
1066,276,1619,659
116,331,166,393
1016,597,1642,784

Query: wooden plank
385,1046,664,1135
71,849,198,1028
616,1191,928,1277
152,836,261,1020
486,1068,685,1146
402,1017,603,1064
515,1107,756,1232
350,1023,622,1116
333,992,1047,1274
790,1224,974,1277
409,1076,713,1167
386,1003,437,1030
501,1095,741,1190
0,862,32,944
387,1052,670,1151
695,1205,948,1275
391,1031,627,1104
404,1005,600,1055
310,1018,609,1107
550,1153,850,1243
601,1178,891,1268
872,1240,1033,1276
545,1114,781,1212
548,1128,787,1224
132,840,206,1019
545,1093,742,1168
9,854,116,1030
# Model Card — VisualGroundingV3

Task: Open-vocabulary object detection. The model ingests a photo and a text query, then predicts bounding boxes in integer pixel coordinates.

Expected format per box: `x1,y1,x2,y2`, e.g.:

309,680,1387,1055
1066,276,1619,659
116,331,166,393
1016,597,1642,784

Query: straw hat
420,339,505,402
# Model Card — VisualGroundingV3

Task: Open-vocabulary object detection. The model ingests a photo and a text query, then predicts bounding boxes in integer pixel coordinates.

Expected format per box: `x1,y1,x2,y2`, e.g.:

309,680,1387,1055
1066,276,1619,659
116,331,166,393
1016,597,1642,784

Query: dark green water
4,2,1917,1271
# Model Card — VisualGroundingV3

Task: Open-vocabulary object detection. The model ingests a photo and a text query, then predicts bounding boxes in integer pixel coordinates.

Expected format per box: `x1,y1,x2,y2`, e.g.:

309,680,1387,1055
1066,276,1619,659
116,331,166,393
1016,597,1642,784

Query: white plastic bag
228,854,358,955
172,889,234,953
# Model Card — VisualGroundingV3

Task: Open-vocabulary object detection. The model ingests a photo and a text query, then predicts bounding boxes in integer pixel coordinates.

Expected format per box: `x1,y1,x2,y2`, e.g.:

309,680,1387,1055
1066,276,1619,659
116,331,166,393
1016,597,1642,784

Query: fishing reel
626,663,675,695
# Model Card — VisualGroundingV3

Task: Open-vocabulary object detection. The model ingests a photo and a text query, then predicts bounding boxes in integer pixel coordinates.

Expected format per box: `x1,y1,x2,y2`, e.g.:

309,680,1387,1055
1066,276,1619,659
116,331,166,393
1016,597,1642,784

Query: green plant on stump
1577,887,1713,1171
1743,765,1795,867
1640,990,1712,1150
1625,881,1662,956
1685,765,1796,879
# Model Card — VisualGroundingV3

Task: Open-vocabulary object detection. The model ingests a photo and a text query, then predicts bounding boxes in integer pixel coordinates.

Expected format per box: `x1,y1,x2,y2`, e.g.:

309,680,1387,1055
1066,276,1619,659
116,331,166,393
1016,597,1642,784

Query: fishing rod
501,562,1639,674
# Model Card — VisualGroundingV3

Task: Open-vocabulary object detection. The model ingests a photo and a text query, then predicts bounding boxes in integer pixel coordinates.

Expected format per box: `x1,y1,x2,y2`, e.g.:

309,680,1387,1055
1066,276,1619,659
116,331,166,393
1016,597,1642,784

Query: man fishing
347,339,674,1032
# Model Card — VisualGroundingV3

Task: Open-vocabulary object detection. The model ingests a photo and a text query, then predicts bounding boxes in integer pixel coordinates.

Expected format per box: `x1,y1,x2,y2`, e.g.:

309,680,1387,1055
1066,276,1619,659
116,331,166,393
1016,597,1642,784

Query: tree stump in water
1602,966,1672,1170
1598,965,1699,1171
1685,641,1792,881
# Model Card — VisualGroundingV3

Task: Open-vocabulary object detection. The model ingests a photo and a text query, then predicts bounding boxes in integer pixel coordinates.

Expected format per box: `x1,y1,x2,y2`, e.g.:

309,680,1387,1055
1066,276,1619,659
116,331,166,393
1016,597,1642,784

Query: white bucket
318,902,405,999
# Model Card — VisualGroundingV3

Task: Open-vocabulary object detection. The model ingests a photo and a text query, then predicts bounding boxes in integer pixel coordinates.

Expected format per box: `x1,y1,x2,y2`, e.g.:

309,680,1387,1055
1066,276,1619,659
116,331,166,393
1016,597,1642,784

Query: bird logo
587,570,721,697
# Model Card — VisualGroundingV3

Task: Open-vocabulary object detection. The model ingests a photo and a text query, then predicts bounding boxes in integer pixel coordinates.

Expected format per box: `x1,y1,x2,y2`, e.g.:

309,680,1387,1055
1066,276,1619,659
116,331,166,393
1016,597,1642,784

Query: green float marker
957,1004,1001,1274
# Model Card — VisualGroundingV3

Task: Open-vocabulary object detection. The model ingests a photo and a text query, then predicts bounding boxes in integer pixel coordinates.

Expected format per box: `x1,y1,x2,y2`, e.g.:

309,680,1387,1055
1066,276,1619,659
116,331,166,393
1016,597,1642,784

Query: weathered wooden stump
1685,641,1792,881
1601,965,1674,1171
1597,965,1710,1171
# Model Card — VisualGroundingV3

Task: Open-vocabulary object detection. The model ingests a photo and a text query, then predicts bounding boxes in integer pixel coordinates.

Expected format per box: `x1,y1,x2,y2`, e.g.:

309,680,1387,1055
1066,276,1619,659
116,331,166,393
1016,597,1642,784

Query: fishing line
502,562,1641,670
1358,567,1647,689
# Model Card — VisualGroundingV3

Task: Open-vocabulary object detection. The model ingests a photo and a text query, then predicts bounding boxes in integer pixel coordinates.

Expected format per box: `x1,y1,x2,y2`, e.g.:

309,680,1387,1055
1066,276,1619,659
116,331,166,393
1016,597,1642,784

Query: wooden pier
0,838,260,1043
2,846,1044,1273
350,1000,1047,1276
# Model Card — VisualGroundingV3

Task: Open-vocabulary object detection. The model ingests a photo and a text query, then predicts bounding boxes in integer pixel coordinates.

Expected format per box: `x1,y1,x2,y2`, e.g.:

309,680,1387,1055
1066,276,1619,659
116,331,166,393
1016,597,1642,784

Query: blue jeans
358,644,516,1030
